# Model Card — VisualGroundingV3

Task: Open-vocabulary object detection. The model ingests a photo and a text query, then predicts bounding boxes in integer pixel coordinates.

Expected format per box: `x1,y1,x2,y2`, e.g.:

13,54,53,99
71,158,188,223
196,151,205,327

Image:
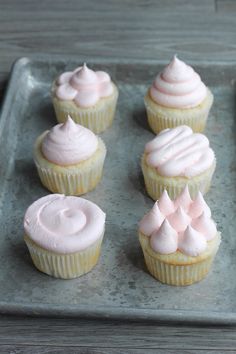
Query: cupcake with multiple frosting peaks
144,55,213,133
52,63,119,133
24,194,106,279
138,187,221,286
34,116,106,195
141,125,216,200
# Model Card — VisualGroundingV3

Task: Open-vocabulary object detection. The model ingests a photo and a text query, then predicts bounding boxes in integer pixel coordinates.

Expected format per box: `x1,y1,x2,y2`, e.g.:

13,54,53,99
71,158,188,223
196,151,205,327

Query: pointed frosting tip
139,201,164,236
175,185,192,211
189,191,211,218
61,115,77,131
168,205,191,232
158,189,175,216
150,218,178,254
178,225,207,256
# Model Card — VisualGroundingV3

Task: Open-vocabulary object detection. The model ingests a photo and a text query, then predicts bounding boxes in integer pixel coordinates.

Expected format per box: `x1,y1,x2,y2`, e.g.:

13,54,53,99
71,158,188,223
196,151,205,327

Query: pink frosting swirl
41,116,98,166
145,125,215,177
24,194,106,253
150,55,207,108
139,187,217,256
55,63,114,108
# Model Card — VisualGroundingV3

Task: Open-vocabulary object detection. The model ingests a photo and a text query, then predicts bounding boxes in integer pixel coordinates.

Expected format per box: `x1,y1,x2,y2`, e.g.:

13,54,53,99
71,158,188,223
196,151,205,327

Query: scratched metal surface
0,57,235,324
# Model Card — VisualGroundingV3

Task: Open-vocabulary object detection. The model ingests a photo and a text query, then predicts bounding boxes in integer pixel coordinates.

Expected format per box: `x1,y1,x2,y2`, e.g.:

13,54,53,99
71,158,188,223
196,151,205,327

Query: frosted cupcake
24,194,106,279
52,63,119,133
138,187,221,286
141,125,216,200
144,55,213,133
34,116,106,195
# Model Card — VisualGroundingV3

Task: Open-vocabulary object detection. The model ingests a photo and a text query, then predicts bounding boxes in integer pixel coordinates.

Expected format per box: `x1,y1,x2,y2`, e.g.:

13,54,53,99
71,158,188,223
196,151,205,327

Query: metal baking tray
0,57,235,324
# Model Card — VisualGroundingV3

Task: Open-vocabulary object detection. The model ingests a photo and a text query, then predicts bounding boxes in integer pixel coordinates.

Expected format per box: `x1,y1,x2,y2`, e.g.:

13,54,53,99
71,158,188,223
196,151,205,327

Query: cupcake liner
52,86,119,134
139,233,220,286
144,89,213,134
141,155,216,200
143,252,214,286
34,136,106,196
24,233,104,279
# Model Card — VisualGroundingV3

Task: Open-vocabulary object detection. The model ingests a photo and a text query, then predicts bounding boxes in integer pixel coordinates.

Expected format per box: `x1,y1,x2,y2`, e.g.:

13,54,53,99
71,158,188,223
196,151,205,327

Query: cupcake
24,194,106,279
34,116,106,195
141,125,216,200
138,187,221,286
144,55,213,133
52,63,119,133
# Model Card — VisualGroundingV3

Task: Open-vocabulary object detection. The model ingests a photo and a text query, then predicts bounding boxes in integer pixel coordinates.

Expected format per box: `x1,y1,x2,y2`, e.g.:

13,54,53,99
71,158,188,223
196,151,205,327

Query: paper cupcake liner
24,233,104,279
35,157,105,195
53,87,118,134
144,89,213,134
34,136,106,196
143,252,214,286
141,156,216,200
139,233,220,286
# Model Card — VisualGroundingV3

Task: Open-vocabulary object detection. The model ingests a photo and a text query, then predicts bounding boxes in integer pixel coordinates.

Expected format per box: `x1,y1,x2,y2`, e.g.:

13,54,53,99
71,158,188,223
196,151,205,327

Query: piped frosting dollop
150,220,178,254
178,226,207,256
144,125,215,177
41,116,98,166
139,202,165,236
55,63,114,108
150,55,207,109
139,187,217,256
24,194,106,253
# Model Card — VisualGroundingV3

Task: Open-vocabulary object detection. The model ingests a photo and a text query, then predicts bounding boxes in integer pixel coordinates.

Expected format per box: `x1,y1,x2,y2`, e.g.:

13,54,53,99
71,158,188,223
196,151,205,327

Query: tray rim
0,56,236,325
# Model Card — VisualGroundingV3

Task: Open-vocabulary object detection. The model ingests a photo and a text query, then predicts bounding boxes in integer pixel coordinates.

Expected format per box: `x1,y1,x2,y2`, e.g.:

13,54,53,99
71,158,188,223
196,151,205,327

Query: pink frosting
174,185,192,211
168,207,191,232
188,191,211,218
24,194,106,254
178,226,207,256
150,55,207,108
55,63,114,108
139,202,165,236
150,220,178,254
157,190,175,215
139,187,217,256
191,212,216,241
41,116,98,166
145,125,215,177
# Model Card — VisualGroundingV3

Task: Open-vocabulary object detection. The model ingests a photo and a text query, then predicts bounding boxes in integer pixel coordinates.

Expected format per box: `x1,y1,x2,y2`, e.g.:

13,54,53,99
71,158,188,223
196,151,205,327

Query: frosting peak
41,116,98,166
162,55,194,83
158,190,175,215
150,220,178,254
139,202,164,236
188,191,211,218
174,185,192,211
168,206,191,232
178,225,207,256
144,125,215,178
55,63,114,108
150,55,207,108
191,212,217,241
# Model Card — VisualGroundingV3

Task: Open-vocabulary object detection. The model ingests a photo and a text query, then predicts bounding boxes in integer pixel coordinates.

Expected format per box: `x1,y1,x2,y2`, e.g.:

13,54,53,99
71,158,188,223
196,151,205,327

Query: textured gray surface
0,57,235,323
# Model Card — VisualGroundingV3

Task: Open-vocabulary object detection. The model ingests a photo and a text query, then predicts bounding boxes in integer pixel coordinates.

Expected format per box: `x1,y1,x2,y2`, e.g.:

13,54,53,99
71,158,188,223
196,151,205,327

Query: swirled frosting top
150,55,207,108
55,63,114,108
41,116,98,166
139,186,217,256
24,194,106,253
144,125,215,177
